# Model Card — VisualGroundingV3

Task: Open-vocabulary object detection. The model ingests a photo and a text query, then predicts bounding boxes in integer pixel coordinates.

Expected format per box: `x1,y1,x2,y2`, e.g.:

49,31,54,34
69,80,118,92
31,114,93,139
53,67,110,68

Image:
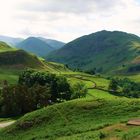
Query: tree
108,79,118,92
71,82,88,99
18,70,72,102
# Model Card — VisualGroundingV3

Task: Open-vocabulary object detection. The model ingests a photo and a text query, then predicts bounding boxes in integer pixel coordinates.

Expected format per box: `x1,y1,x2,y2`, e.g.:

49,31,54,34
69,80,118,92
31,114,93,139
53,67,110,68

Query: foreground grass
0,96,140,140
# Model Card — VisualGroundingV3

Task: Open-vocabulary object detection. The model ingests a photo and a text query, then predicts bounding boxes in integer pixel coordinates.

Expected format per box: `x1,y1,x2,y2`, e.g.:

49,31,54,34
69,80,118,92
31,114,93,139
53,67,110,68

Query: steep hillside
0,35,23,46
0,42,70,84
16,37,54,57
0,50,44,68
46,30,140,74
0,41,14,52
39,37,65,49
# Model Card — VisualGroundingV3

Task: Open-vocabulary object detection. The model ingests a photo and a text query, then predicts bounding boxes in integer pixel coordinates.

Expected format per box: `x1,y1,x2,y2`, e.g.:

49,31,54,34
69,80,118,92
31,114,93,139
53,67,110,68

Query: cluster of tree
128,65,140,73
85,67,103,75
108,78,140,98
0,70,88,117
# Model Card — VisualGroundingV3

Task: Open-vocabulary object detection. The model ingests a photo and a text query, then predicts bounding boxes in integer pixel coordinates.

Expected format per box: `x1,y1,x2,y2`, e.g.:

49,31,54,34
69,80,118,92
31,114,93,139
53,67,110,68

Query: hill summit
16,37,54,57
46,30,140,74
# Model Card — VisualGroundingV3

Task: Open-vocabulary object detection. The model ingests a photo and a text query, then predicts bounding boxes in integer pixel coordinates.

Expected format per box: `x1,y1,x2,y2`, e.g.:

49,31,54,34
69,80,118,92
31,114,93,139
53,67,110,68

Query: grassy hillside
0,50,44,68
16,37,55,57
0,69,139,140
0,42,70,84
0,41,14,52
0,95,140,140
46,30,140,74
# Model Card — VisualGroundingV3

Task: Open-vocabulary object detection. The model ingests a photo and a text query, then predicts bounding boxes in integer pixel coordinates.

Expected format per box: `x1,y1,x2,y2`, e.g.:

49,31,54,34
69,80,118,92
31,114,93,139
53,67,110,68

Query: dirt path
0,121,15,128
127,119,140,126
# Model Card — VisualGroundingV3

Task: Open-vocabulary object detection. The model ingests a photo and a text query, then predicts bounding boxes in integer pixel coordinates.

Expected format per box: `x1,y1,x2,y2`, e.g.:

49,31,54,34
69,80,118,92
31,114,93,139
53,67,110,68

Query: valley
0,30,140,140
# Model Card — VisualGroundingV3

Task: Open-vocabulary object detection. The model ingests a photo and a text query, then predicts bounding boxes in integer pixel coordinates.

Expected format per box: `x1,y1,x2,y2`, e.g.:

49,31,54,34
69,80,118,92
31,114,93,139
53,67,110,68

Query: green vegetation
0,50,44,68
109,78,140,98
0,41,71,85
0,33,140,140
0,41,15,52
0,70,88,117
46,30,140,74
0,97,140,140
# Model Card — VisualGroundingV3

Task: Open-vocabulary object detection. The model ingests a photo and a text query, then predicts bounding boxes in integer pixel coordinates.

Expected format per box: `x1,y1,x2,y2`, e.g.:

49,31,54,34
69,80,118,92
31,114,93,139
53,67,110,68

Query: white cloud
0,0,140,42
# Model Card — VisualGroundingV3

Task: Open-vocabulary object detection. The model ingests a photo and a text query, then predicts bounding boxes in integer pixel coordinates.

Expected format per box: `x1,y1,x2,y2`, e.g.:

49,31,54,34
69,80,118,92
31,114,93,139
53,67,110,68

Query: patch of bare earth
127,119,140,126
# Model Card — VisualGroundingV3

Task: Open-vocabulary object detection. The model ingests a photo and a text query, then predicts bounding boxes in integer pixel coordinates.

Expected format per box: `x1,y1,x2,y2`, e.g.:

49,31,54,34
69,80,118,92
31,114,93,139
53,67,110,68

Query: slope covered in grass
0,50,44,68
46,30,140,74
0,96,140,140
0,41,14,52
0,42,70,84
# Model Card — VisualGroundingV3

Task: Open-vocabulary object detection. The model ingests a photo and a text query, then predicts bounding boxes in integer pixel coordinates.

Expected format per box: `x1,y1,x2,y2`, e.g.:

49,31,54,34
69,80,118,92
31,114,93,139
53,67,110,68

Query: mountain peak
46,30,140,74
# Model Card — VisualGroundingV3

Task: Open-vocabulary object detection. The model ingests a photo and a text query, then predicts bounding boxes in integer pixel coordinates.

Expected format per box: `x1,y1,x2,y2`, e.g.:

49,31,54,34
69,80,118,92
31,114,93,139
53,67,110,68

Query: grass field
0,95,140,140
0,70,140,140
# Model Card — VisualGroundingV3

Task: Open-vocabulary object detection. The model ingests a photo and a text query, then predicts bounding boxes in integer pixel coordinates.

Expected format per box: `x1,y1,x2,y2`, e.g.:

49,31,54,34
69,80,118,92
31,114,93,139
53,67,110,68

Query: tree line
108,78,140,98
0,70,87,117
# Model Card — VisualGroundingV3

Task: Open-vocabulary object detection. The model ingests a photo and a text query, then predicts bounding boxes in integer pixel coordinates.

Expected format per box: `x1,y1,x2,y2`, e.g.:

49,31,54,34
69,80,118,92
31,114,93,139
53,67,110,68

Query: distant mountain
38,37,65,49
46,30,140,74
16,37,55,57
0,35,23,46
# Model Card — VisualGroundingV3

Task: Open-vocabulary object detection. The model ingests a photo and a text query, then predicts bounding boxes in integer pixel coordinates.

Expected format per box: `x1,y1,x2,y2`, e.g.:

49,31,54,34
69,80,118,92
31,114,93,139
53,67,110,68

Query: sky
0,0,140,42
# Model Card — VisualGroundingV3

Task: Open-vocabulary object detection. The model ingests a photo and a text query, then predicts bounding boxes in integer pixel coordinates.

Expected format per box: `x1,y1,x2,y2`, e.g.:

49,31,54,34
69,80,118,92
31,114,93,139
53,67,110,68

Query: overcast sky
0,0,140,42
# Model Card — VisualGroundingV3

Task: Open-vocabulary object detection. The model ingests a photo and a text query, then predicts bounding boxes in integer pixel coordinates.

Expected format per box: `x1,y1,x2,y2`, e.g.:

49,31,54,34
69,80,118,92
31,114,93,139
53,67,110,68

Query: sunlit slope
46,30,140,74
0,97,140,140
0,42,70,83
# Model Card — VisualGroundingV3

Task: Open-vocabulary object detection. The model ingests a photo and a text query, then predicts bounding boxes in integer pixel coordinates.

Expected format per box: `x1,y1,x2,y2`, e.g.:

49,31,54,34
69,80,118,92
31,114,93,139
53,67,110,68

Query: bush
71,82,88,99
0,84,51,116
18,70,71,102
108,78,140,98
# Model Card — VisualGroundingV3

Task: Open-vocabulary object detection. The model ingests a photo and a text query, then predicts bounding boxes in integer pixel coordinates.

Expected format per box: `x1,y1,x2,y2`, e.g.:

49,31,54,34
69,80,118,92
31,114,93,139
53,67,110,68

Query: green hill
0,41,14,52
16,37,55,57
0,50,44,68
0,96,140,140
0,42,70,84
46,30,140,74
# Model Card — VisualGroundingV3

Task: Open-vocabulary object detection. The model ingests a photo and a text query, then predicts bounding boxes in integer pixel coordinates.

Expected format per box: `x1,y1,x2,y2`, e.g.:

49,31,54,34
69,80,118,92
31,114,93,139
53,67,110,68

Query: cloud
0,0,140,42
19,0,123,15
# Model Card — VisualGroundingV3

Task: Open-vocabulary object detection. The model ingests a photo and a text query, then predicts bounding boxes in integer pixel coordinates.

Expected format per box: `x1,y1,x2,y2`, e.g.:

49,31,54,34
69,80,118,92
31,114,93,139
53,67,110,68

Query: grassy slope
0,42,71,84
0,73,140,140
0,41,15,52
0,96,140,140
46,30,140,74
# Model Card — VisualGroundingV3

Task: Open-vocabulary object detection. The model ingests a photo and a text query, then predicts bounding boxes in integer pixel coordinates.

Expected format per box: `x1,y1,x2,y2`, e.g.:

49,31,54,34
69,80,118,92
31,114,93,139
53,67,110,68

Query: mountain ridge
16,37,54,57
46,30,140,74
0,35,23,46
